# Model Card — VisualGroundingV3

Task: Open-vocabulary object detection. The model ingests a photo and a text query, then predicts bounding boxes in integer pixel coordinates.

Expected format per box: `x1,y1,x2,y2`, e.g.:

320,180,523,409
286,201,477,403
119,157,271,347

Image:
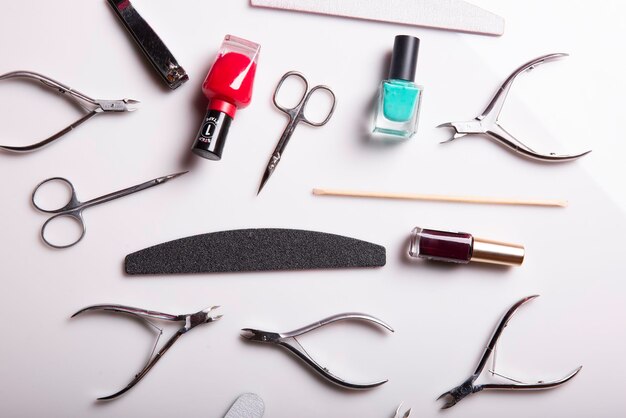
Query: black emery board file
125,229,386,275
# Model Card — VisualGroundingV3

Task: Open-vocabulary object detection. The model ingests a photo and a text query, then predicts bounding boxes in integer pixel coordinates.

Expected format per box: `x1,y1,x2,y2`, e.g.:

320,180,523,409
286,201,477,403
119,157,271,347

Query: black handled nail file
125,229,386,275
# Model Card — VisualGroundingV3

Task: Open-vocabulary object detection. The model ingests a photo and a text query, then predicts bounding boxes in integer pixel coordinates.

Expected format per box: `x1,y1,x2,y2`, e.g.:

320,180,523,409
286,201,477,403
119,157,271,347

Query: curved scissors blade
257,151,281,195
258,110,298,195
84,170,188,208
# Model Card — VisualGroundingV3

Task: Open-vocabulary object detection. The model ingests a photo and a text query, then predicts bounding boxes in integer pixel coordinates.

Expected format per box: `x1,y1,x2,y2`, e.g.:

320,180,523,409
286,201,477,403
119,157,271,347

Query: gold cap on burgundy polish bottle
470,237,525,266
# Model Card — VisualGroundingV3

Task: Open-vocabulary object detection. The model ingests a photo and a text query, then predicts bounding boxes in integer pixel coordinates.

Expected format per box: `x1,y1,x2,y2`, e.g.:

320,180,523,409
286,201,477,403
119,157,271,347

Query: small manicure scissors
32,171,187,249
0,71,139,153
258,71,336,194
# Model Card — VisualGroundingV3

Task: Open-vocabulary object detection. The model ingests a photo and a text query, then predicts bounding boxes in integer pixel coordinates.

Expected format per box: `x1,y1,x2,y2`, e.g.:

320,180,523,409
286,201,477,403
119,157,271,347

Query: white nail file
224,393,265,418
250,0,504,36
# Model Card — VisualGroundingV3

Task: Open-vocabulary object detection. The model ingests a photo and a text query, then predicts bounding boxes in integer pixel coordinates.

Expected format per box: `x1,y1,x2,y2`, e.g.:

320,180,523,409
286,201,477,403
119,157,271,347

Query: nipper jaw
438,120,485,139
95,98,140,113
240,329,282,343
438,375,483,409
184,306,222,332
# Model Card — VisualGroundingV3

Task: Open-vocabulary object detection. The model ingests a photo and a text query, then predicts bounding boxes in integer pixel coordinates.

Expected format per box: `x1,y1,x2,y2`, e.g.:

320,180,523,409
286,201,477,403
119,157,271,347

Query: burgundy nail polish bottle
408,227,524,266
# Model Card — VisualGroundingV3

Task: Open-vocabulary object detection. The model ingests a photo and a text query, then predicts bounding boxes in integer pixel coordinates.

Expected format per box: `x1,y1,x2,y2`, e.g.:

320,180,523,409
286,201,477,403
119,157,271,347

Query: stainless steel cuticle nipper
0,71,139,153
72,304,222,400
438,295,582,409
241,312,394,390
438,53,591,162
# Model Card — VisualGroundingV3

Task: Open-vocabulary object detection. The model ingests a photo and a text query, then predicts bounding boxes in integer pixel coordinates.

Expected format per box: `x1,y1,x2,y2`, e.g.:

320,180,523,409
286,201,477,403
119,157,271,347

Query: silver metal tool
72,304,222,400
258,71,336,194
250,0,504,36
438,295,582,409
107,0,188,89
438,53,592,162
0,71,139,153
241,312,394,389
393,402,412,418
224,393,265,418
32,171,187,249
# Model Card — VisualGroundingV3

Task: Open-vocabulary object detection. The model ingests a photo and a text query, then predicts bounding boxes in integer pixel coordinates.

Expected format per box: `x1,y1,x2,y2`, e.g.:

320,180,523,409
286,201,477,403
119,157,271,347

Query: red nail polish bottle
192,35,261,160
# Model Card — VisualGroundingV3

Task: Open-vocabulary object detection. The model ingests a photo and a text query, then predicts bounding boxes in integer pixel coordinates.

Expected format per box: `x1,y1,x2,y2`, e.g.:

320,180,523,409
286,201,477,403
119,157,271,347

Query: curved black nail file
125,229,386,275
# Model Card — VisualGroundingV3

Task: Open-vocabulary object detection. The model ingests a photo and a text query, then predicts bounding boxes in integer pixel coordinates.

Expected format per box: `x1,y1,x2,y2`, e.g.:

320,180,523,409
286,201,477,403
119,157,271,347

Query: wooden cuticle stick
312,188,568,208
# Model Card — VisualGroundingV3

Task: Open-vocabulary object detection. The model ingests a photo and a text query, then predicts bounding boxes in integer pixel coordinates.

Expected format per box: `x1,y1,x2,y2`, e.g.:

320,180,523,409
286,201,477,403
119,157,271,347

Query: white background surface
1,1,625,417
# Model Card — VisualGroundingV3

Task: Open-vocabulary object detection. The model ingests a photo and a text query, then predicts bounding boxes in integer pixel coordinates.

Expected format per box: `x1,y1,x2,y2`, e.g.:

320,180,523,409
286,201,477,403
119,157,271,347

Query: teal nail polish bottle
373,35,423,139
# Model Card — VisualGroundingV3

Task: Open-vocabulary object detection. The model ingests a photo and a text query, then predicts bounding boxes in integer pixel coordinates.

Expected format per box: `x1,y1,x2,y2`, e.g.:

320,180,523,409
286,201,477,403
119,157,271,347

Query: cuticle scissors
257,71,336,194
32,171,187,249
0,71,139,153
438,53,592,162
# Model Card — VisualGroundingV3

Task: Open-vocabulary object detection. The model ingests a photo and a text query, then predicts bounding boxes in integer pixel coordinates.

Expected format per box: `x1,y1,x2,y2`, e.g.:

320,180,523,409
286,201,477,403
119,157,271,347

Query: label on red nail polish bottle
198,115,219,144
191,109,232,160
